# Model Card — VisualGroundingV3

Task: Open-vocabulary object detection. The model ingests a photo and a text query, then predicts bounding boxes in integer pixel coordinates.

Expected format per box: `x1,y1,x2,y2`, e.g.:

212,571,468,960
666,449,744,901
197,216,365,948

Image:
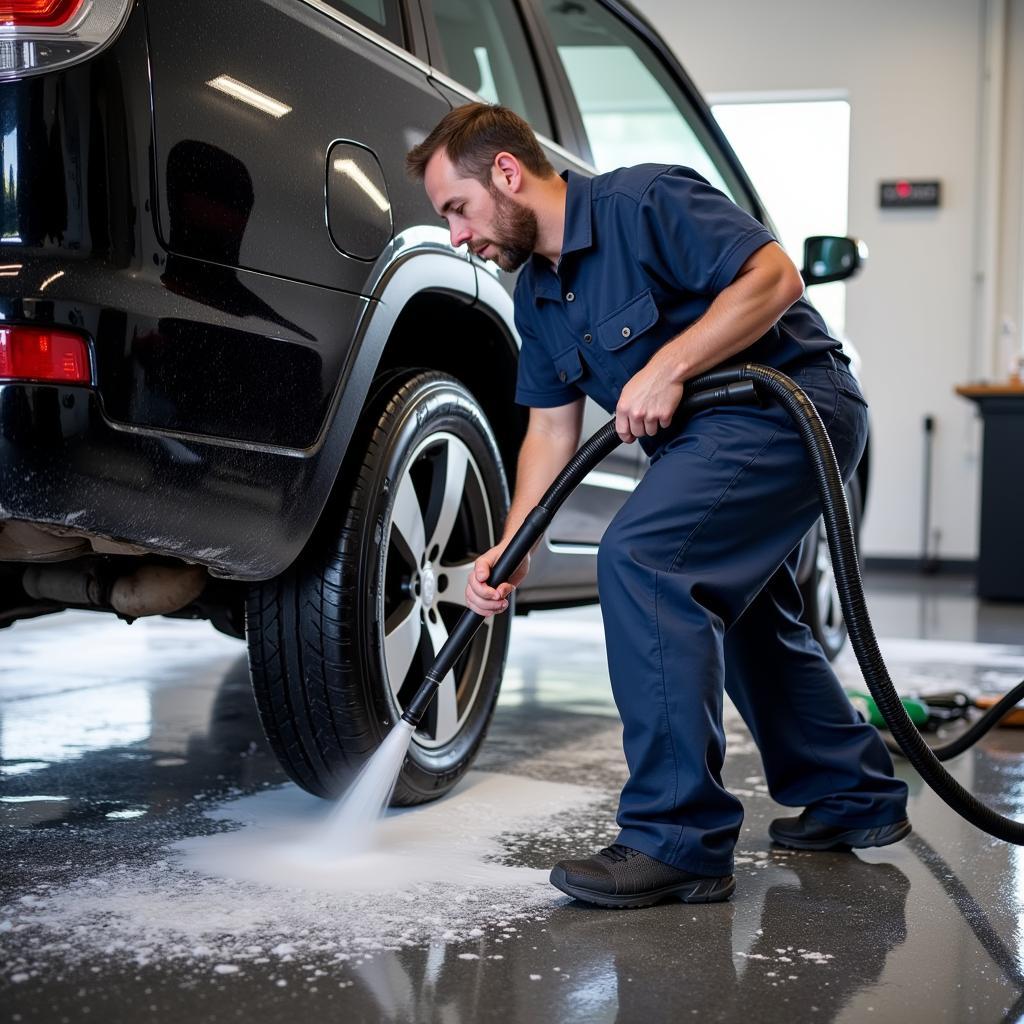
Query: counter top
955,381,1024,399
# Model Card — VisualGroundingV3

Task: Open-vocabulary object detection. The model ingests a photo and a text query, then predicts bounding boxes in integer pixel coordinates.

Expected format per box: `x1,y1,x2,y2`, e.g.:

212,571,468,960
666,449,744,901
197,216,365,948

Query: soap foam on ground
2,771,602,979
179,769,588,893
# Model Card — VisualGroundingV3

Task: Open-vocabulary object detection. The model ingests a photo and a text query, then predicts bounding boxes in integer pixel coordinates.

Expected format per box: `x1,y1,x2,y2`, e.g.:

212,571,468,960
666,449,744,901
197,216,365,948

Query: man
406,103,909,909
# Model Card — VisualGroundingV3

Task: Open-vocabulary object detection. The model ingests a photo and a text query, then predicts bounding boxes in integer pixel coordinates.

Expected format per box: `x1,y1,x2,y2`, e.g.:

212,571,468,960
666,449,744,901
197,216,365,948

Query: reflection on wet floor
2,579,1024,1023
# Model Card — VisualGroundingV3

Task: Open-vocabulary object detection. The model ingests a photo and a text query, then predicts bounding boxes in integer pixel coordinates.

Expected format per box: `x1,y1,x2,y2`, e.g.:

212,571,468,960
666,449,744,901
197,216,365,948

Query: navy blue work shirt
513,164,843,457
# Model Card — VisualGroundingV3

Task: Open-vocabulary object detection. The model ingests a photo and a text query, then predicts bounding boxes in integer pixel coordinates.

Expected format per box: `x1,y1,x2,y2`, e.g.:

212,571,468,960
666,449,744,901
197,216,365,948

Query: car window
539,0,749,209
427,0,553,138
321,0,405,46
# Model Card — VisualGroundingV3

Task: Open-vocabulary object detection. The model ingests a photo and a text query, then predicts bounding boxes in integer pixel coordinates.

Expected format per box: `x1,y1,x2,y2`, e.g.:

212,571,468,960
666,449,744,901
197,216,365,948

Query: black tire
245,370,512,804
800,473,864,661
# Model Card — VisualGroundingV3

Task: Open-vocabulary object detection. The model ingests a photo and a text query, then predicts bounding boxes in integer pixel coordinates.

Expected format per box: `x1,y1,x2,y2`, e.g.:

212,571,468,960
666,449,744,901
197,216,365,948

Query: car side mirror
801,236,868,286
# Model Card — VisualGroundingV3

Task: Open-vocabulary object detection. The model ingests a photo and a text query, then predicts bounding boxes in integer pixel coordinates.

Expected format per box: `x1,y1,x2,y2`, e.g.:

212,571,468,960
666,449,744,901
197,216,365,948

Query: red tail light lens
0,325,91,384
0,0,83,27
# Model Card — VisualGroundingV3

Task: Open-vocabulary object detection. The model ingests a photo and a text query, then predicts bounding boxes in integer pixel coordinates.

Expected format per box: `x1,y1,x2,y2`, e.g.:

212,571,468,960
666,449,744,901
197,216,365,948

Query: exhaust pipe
22,562,207,617
109,564,208,617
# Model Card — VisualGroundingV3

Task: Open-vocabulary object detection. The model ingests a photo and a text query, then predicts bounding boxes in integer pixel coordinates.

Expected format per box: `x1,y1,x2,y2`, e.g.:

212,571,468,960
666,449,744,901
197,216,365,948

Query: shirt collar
527,170,593,302
560,169,593,257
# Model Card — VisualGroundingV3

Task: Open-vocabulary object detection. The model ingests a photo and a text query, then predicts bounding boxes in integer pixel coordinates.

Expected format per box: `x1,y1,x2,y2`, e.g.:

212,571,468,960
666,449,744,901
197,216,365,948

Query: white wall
998,1,1024,379
638,0,1024,561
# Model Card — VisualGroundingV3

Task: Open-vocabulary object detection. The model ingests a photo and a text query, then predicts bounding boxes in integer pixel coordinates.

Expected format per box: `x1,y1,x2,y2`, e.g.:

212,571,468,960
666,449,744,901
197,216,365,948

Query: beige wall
638,0,1024,561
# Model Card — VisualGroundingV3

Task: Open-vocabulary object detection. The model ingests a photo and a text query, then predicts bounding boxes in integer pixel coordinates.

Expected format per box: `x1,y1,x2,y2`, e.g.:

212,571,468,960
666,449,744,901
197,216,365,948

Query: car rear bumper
0,382,327,580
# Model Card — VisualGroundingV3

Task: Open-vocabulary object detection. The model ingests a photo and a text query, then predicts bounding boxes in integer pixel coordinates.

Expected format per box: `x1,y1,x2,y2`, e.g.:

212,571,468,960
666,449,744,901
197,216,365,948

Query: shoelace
599,844,641,863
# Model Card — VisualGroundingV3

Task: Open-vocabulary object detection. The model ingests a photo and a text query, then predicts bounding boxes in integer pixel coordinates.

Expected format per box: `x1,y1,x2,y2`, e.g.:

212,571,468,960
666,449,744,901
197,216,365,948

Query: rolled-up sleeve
636,167,776,296
513,298,583,409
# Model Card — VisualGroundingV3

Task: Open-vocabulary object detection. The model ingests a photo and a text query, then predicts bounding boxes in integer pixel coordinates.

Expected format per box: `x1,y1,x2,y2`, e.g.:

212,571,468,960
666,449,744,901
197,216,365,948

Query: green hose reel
846,689,930,729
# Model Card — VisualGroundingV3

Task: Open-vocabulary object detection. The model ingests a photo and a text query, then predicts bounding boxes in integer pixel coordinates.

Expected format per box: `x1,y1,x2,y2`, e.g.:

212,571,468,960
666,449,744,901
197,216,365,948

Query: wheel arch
301,247,527,567
373,277,527,496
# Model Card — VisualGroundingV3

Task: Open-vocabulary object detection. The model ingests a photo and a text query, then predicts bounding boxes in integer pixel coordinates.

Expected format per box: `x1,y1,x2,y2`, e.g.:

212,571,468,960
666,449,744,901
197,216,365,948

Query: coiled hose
402,363,1024,845
883,679,1024,761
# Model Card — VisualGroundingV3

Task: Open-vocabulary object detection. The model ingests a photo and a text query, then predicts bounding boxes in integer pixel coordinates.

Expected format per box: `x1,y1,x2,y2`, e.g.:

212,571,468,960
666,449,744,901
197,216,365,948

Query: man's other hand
615,353,685,443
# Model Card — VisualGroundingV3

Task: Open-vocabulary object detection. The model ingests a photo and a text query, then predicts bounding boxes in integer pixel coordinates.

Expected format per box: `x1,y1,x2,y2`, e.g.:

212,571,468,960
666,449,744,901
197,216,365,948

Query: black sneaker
549,844,735,909
769,811,912,851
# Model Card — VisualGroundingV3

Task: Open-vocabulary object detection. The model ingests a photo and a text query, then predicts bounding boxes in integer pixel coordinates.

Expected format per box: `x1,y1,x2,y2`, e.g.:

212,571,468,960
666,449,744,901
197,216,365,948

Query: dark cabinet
957,384,1024,600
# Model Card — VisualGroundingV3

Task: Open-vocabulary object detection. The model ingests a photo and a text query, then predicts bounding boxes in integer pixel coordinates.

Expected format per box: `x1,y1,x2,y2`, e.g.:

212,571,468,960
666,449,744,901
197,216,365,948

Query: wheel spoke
828,577,843,628
437,560,474,609
816,544,830,573
427,439,469,559
391,472,426,567
423,610,453,670
817,569,832,621
383,599,422,698
433,674,460,746
815,527,830,572
424,611,459,743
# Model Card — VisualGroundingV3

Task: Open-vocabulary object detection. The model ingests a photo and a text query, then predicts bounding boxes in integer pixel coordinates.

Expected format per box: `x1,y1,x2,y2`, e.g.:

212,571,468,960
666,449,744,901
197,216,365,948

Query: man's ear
492,151,523,194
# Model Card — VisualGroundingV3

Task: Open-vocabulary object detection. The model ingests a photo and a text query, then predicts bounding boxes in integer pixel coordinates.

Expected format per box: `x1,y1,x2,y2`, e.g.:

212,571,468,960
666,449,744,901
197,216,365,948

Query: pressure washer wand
400,376,760,728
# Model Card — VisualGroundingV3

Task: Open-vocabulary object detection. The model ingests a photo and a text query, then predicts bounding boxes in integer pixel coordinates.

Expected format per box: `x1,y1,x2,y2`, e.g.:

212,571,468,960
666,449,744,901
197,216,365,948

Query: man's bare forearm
664,242,804,384
500,430,580,545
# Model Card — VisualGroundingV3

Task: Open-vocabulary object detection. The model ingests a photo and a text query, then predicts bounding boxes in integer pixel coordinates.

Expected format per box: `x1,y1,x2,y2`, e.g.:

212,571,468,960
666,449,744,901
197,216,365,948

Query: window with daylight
712,98,851,335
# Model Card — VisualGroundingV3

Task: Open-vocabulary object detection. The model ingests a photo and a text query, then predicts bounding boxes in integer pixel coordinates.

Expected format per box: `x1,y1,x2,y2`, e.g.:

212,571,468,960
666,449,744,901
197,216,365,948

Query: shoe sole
768,819,912,852
548,867,735,909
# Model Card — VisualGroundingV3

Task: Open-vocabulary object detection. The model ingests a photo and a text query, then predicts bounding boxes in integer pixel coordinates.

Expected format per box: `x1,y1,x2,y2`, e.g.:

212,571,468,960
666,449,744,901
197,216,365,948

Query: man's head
406,103,557,272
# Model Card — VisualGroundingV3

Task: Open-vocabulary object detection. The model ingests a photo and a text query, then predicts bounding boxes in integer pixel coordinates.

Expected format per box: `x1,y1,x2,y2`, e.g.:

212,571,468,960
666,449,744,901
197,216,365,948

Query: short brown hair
406,102,555,185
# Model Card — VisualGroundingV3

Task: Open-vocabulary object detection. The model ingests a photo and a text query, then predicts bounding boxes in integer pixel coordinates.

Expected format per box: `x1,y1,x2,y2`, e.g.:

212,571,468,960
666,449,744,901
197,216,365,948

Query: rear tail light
1,1,83,28
0,325,91,384
0,0,131,80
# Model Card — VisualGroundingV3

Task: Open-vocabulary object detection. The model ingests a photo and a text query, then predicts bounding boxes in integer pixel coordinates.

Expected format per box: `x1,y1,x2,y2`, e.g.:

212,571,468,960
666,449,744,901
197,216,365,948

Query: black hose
708,364,1023,844
402,361,1024,845
883,677,1024,760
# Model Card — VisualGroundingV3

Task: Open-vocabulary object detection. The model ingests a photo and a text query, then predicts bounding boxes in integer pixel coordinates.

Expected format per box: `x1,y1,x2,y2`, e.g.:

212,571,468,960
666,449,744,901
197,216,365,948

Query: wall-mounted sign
879,180,941,209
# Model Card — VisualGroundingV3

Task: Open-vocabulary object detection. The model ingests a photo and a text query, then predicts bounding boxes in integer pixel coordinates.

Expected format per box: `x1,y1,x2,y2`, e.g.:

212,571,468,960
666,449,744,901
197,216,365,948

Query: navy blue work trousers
597,355,909,876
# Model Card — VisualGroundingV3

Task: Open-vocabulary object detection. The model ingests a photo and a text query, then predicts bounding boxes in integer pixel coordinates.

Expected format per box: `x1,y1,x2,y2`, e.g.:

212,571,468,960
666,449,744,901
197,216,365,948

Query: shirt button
583,333,592,343
565,292,575,302
621,326,631,338
558,370,568,382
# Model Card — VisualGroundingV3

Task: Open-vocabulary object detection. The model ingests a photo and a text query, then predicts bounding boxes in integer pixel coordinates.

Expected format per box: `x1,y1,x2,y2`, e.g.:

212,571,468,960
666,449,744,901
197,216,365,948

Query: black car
0,0,867,803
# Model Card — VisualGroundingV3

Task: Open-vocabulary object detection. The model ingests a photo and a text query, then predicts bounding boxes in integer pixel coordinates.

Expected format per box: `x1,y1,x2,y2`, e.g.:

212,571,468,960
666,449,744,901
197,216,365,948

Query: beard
479,187,539,272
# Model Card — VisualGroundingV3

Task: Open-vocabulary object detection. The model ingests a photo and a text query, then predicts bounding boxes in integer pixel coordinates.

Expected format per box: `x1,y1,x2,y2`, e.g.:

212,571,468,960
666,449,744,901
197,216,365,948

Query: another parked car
0,0,867,802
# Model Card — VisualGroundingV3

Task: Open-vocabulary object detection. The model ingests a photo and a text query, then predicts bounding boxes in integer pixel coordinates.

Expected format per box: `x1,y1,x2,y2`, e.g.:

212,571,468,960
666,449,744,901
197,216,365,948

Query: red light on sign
880,179,941,209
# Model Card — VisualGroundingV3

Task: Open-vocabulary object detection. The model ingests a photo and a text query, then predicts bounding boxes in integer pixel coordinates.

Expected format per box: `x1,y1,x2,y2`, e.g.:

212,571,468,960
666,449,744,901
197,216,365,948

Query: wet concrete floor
2,574,1024,1023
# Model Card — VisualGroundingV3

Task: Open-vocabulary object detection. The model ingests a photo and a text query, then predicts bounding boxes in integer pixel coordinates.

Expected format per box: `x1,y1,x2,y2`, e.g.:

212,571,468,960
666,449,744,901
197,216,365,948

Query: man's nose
450,223,471,249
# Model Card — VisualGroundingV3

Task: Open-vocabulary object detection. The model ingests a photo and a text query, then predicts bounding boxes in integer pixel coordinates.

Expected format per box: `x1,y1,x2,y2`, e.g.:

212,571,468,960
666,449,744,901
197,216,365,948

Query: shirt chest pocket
552,343,585,386
595,290,661,377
